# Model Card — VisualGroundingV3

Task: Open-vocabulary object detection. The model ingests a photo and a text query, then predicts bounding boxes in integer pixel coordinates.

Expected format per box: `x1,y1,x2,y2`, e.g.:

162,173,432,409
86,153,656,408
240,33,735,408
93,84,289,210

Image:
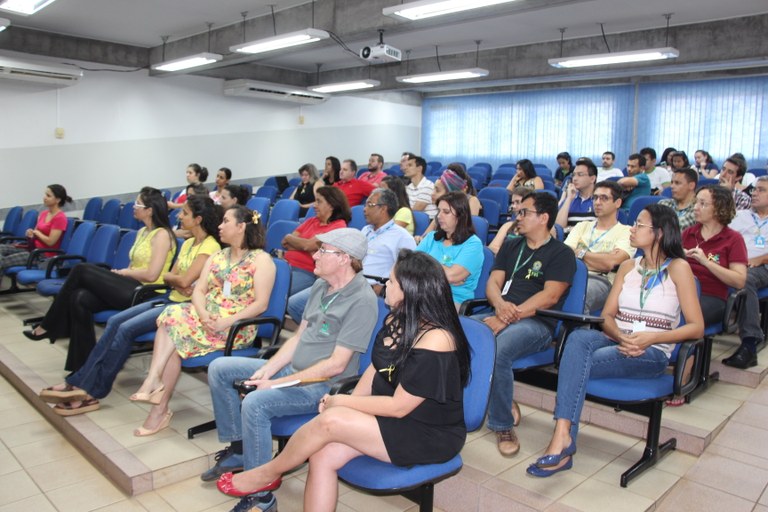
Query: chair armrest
363,274,387,285
224,316,284,356
130,284,170,306
0,235,28,244
536,309,605,366
722,289,746,334
459,298,490,316
329,375,361,395
674,338,705,397
44,254,86,278
24,248,63,268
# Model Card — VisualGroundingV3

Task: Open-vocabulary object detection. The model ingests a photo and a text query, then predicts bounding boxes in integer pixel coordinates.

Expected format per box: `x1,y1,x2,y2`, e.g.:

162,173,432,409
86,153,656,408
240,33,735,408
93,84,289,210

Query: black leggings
41,263,141,372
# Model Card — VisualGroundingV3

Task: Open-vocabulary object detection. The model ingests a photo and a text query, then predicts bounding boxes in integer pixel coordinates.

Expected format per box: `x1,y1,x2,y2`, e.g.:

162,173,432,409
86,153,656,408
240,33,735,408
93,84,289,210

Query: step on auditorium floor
2,292,768,511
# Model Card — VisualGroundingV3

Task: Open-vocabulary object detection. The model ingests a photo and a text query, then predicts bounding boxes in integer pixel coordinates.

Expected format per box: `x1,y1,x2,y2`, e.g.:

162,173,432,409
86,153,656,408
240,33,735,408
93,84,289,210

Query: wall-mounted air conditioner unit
224,79,328,105
0,56,82,86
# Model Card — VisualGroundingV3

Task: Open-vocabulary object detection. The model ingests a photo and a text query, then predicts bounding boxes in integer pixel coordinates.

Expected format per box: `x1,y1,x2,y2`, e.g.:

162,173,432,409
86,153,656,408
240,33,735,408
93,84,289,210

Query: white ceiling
2,0,768,73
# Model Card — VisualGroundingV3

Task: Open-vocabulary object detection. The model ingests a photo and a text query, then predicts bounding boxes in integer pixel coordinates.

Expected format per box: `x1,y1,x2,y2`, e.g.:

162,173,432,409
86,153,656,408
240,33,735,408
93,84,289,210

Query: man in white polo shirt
404,154,437,219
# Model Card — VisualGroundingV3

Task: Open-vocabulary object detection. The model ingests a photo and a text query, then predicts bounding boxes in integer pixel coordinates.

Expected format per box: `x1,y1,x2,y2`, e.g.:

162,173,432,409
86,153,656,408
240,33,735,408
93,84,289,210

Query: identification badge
632,320,647,333
757,236,766,249
223,280,232,297
319,321,330,335
502,279,513,295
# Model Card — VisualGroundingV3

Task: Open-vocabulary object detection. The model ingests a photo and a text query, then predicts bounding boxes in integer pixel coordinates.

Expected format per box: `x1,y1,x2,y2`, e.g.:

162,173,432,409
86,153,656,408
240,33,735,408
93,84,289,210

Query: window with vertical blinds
422,77,768,170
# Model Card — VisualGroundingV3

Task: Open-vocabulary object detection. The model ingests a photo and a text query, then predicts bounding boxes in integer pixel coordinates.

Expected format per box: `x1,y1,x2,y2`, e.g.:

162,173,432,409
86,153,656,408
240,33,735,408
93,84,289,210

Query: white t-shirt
597,168,624,181
407,177,437,218
645,167,671,190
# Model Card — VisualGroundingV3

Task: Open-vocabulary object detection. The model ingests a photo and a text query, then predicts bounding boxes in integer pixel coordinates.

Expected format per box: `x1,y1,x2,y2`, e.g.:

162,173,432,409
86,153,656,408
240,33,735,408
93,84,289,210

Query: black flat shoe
22,329,55,343
722,345,757,369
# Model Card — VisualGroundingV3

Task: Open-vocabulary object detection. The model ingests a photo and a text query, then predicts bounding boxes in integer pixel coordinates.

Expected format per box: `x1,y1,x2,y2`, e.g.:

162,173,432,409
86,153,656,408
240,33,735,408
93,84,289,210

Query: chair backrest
254,258,292,342
16,210,38,237
471,216,489,245
1,206,23,234
266,220,300,254
349,205,367,230
82,197,102,222
281,186,297,200
58,217,77,252
554,223,564,241
412,211,430,236
268,199,300,228
661,187,674,198
98,199,121,225
479,197,500,229
459,316,496,431
264,177,278,188
627,195,663,225
304,206,316,219
117,202,142,230
698,178,719,187
246,196,271,224
473,247,495,301
112,230,137,269
359,297,390,370
477,187,510,212
289,177,302,187
64,221,97,258
255,185,278,204
86,224,120,265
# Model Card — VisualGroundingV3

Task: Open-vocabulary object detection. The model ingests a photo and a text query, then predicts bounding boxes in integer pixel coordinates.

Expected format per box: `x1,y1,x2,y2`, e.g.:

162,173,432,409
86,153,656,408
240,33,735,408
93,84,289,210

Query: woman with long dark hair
210,167,232,204
415,191,483,308
169,163,209,209
0,184,72,276
130,205,276,436
39,195,223,415
215,249,471,512
24,188,176,373
315,156,341,194
528,204,703,477
282,186,351,295
381,176,414,235
507,159,545,192
554,152,574,187
219,184,250,210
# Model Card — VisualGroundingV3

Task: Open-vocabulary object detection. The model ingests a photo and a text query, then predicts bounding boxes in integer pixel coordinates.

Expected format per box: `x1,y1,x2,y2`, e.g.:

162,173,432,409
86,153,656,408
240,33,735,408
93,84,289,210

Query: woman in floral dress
129,205,276,436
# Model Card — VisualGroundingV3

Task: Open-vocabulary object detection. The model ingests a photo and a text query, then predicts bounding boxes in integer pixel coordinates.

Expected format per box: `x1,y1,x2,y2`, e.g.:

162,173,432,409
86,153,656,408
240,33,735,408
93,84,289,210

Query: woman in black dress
215,250,471,512
290,163,318,216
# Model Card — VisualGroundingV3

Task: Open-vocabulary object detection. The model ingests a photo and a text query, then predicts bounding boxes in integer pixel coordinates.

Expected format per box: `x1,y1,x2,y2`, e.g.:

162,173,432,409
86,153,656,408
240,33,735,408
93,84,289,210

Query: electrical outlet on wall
54,127,65,139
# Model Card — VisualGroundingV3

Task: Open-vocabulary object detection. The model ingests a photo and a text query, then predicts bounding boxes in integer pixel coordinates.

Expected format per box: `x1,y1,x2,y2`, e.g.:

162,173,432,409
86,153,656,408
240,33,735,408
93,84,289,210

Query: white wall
0,56,422,208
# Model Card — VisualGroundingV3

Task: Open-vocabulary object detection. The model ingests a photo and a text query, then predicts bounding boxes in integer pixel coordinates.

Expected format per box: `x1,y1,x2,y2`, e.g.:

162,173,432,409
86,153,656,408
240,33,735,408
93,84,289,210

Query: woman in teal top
416,191,483,308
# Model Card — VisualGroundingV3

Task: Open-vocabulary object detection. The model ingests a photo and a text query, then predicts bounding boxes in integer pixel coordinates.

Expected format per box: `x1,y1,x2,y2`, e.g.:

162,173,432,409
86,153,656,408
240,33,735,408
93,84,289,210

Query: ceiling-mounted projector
359,29,401,64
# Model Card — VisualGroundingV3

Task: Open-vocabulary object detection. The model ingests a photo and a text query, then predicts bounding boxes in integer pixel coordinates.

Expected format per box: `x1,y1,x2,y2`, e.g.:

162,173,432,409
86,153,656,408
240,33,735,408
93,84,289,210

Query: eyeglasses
632,221,654,229
591,194,614,202
517,208,542,218
317,247,344,256
572,172,590,178
365,202,384,208
132,203,149,209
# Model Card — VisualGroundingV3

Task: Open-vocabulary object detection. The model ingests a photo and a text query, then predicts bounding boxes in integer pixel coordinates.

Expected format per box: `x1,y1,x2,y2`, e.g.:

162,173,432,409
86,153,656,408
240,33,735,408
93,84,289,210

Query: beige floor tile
0,494,57,512
461,431,526,476
104,420,177,449
87,402,154,430
684,452,768,502
128,435,206,470
754,505,768,512
0,444,22,476
662,403,728,432
701,380,754,401
559,478,654,512
133,490,175,512
618,446,698,477
9,435,80,468
270,476,309,512
565,445,616,478
44,473,127,512
682,391,742,417
89,499,147,511
338,487,416,512
495,453,586,504
592,458,680,501
153,477,233,512
656,479,754,512
26,454,103,492
572,424,641,457
0,403,40,430
0,470,42,506
712,422,768,460
0,418,60,448
731,401,768,430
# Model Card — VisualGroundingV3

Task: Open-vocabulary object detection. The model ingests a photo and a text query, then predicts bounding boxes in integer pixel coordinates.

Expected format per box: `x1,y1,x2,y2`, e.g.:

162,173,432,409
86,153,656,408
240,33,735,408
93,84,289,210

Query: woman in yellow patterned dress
130,205,277,436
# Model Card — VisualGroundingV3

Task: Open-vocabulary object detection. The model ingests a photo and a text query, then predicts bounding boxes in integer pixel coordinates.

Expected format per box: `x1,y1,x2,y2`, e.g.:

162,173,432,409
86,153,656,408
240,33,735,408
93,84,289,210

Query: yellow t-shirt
168,235,221,302
129,227,175,285
393,207,414,235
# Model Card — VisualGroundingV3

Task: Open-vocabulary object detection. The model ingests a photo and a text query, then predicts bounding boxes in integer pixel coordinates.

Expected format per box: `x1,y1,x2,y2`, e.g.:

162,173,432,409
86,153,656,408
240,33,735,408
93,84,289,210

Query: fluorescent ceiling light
396,67,489,84
151,52,223,72
0,17,9,31
0,0,56,15
383,0,518,20
230,28,329,55
308,79,380,94
548,47,680,68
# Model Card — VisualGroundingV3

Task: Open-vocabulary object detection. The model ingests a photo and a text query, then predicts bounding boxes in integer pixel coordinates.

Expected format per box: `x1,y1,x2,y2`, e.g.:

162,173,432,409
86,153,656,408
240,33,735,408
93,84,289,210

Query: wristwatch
577,248,587,259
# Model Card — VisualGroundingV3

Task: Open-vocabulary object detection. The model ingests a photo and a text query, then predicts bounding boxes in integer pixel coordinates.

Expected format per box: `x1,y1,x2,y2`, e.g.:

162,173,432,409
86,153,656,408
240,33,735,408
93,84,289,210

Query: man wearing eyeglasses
286,189,415,323
564,181,634,314
334,159,376,207
481,191,575,457
201,228,377,512
555,157,598,231
723,176,768,368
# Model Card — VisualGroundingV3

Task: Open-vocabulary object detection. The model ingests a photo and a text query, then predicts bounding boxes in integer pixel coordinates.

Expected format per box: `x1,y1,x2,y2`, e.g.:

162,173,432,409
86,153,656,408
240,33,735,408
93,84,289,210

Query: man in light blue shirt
286,188,415,322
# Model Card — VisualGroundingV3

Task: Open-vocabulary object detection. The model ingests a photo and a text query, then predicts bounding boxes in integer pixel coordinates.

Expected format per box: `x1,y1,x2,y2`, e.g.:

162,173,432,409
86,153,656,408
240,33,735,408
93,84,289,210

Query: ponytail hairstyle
224,184,250,205
47,184,73,207
188,163,209,183
186,195,223,245
139,186,174,241
228,205,266,250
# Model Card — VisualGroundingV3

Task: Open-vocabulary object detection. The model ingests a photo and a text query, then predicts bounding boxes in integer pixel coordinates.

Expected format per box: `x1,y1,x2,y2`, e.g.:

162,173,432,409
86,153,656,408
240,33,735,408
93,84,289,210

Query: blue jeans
483,316,553,432
554,329,669,441
66,299,170,398
208,357,331,470
287,287,312,324
290,267,317,296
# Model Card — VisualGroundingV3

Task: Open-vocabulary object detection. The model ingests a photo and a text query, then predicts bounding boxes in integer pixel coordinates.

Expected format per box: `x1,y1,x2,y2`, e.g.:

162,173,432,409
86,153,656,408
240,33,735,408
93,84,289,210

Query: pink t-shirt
34,210,68,254
284,217,347,272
